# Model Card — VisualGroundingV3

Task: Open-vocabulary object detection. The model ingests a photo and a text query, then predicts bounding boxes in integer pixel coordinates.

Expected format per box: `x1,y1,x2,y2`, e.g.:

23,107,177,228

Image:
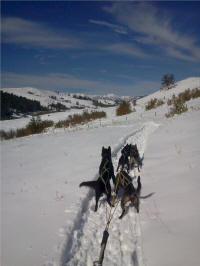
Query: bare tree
161,74,175,90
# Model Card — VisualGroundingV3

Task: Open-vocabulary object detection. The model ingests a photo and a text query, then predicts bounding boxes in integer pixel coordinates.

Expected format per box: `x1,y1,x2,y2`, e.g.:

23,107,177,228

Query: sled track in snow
60,121,159,266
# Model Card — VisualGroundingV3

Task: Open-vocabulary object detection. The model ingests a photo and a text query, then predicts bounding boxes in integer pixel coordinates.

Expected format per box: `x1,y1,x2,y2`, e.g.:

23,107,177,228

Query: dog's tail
136,176,142,194
79,181,96,189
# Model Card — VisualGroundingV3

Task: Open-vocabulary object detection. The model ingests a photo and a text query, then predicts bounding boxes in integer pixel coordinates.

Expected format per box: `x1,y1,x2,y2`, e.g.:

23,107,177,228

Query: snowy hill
1,86,132,111
1,86,95,110
138,77,200,106
0,86,132,130
1,77,200,266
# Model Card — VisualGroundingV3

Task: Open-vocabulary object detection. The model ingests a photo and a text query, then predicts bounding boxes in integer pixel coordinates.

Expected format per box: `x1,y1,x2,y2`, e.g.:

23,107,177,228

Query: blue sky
1,1,200,96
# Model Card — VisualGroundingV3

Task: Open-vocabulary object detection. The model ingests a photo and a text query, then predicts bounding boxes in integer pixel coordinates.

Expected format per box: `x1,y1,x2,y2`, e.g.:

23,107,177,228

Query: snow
141,111,200,266
138,77,200,108
0,109,88,131
1,77,200,266
1,86,120,112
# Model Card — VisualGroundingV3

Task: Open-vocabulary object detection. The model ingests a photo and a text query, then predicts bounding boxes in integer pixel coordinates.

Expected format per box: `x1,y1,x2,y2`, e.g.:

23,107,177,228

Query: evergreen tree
161,74,175,90
0,91,47,119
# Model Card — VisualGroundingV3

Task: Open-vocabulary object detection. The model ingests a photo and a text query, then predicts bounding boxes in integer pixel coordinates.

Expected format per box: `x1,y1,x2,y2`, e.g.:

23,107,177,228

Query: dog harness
115,171,132,191
99,159,110,195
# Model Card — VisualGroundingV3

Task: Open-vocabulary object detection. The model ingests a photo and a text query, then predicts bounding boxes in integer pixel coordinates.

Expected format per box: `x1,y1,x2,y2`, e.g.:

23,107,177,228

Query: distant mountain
2,78,199,114
88,93,135,105
1,87,136,112
1,87,94,110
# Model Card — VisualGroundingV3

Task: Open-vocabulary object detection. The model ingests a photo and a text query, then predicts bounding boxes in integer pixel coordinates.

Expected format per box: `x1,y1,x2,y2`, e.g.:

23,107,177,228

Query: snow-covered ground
1,77,200,266
1,87,95,109
1,86,131,120
141,111,200,266
0,109,90,132
138,77,200,107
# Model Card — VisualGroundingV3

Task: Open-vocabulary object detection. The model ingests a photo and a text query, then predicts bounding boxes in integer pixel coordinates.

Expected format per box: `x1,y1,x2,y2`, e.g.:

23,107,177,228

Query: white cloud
1,17,83,49
1,72,160,96
89,19,127,34
102,42,147,58
104,2,200,62
166,47,198,62
2,72,101,91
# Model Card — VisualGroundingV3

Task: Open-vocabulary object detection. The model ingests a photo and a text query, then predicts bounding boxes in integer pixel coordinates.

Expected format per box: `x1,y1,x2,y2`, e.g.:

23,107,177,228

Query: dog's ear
102,146,104,151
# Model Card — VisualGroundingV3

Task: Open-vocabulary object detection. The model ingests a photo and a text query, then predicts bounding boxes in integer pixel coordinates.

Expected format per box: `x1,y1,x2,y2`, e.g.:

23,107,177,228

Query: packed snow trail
60,121,159,266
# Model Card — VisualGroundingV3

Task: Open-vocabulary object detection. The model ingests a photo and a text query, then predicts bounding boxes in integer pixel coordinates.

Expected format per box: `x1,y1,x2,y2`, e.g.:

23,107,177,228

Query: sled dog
79,146,116,212
115,171,141,219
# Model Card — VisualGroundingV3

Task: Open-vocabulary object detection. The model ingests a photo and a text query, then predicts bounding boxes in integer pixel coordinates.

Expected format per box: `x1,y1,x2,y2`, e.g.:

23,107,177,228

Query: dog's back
117,152,129,172
100,146,115,184
118,174,142,219
130,144,140,160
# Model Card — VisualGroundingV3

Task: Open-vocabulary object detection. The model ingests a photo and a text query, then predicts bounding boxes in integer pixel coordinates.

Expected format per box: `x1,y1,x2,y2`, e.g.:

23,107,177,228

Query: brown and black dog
79,146,116,212
118,144,141,173
129,144,141,172
115,171,141,219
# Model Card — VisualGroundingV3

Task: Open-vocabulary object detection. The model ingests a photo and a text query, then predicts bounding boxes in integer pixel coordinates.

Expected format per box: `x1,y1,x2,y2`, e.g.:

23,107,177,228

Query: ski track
58,121,159,266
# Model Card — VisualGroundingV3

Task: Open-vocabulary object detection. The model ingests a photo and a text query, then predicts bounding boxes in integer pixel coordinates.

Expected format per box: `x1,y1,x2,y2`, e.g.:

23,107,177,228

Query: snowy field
1,78,200,266
0,109,88,132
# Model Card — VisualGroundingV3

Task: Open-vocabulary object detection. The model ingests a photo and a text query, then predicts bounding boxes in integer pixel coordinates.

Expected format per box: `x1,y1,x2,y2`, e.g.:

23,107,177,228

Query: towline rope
93,172,121,266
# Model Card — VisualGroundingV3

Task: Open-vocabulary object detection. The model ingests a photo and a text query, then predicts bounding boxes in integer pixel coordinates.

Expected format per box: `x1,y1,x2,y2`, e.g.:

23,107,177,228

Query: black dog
121,143,130,155
117,150,130,173
79,146,116,212
115,171,141,219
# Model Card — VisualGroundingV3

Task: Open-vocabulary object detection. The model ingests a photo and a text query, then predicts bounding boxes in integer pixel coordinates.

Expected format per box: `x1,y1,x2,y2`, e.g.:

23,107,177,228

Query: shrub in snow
16,128,27,138
167,88,200,109
178,88,200,102
0,129,16,140
191,88,200,99
145,98,164,110
55,111,106,128
0,116,54,140
26,117,54,134
116,101,132,116
166,98,188,118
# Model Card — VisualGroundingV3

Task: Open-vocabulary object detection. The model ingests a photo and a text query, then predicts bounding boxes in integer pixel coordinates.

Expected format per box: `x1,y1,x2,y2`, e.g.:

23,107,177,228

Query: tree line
1,91,48,120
